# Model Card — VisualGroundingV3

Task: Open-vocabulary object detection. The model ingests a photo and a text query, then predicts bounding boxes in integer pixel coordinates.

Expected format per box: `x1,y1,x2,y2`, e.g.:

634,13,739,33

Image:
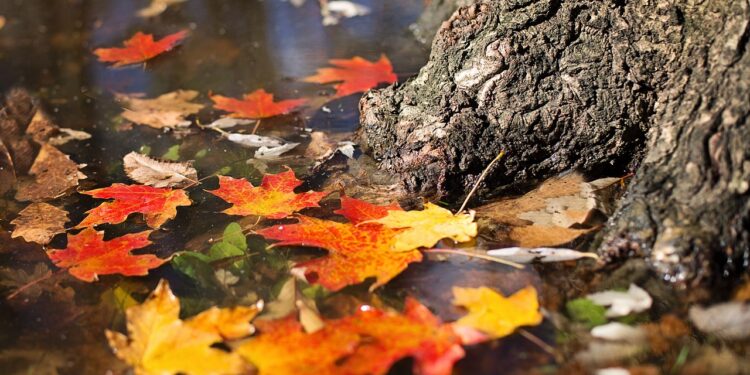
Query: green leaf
162,145,180,161
565,298,607,327
172,252,218,289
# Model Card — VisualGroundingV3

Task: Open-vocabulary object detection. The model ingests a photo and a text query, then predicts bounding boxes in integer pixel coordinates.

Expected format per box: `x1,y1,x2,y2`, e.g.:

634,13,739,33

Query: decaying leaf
0,263,66,302
137,0,186,18
487,247,599,263
123,151,198,188
47,228,166,282
47,127,92,146
117,90,204,129
94,30,189,67
211,89,307,119
476,173,621,247
10,202,69,244
225,133,285,148
106,280,261,375
205,117,255,130
320,1,371,26
689,302,750,340
587,284,652,318
208,168,326,219
369,203,477,252
254,142,300,159
258,216,422,291
15,144,87,202
304,55,397,97
76,184,192,229
452,286,543,338
0,140,16,195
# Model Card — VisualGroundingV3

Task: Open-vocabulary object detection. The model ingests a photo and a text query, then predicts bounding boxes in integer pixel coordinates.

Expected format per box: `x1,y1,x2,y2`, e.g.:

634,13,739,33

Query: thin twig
458,150,506,214
6,270,62,300
251,119,262,135
518,328,559,358
423,249,524,269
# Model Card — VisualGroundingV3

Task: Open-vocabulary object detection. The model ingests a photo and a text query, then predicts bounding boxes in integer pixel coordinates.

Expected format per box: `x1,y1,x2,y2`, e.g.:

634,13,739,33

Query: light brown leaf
11,202,69,244
123,151,198,188
15,144,87,202
117,90,203,129
0,140,15,195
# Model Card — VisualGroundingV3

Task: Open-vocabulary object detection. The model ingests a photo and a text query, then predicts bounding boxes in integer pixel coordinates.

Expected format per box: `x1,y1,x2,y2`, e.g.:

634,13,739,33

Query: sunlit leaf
452,286,543,338
94,30,188,67
334,195,401,224
304,55,397,97
211,89,307,119
11,202,69,245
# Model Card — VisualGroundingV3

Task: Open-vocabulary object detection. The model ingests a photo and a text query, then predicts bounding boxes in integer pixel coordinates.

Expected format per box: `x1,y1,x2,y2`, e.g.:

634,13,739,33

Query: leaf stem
423,249,524,269
6,269,62,300
458,150,505,214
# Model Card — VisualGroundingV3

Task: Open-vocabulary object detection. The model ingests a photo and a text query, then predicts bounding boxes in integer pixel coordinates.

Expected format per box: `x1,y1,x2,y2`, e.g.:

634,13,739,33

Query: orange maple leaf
76,184,192,229
94,30,188,67
238,299,466,375
256,216,422,291
208,168,327,219
47,228,166,282
210,89,307,119
334,196,401,224
303,55,398,97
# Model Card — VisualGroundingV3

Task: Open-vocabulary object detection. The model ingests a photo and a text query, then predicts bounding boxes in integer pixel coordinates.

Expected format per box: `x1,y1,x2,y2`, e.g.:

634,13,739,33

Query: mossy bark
358,0,750,285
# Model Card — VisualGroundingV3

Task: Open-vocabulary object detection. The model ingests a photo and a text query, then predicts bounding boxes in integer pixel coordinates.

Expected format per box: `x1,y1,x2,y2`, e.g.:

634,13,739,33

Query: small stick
423,249,524,269
458,150,506,214
517,328,559,359
6,270,62,300
251,119,262,135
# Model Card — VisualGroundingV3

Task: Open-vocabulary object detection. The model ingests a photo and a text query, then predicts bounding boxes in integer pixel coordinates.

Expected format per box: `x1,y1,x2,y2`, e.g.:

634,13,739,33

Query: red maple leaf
208,168,327,219
304,55,398,97
47,228,166,282
76,184,192,229
94,30,188,67
256,216,422,291
334,196,402,224
210,89,307,119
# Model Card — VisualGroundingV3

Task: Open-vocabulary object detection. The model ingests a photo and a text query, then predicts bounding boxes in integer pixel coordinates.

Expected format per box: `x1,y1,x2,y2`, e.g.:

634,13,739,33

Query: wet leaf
225,133,285,148
565,298,608,327
76,184,192,229
117,90,204,129
257,216,422,291
304,55,397,97
137,0,186,18
321,1,371,26
205,117,254,130
10,202,69,244
123,151,198,188
334,195,401,224
0,140,15,195
486,247,599,263
211,89,307,119
0,263,68,302
94,30,188,67
15,144,87,202
689,302,750,340
254,142,300,159
47,228,166,282
47,127,92,146
369,202,477,252
587,284,652,318
208,168,326,219
106,280,260,375
452,286,542,338
173,222,249,284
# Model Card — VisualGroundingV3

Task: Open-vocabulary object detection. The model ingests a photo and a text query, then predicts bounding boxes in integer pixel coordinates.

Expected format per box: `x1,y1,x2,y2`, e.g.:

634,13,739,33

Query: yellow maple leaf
369,203,477,252
106,279,261,375
452,286,543,338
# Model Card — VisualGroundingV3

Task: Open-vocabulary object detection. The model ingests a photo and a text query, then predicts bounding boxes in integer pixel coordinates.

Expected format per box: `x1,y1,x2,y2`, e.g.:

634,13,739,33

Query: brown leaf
0,140,16,195
117,90,203,129
123,151,198,188
25,110,60,144
15,144,87,202
11,202,69,244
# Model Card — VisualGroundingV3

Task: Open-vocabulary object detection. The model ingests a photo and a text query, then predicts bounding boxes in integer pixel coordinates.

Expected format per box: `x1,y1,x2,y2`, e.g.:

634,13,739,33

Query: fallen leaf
590,322,647,342
487,247,599,263
47,127,92,146
587,284,652,318
205,117,255,130
76,184,192,229
369,202,477,252
334,195,401,224
0,140,15,195
47,228,166,282
25,110,60,144
94,30,189,67
173,222,250,284
689,302,750,340
257,216,423,291
106,280,260,375
137,0,186,18
0,263,68,302
208,168,326,219
254,142,300,159
452,286,542,338
211,89,307,119
565,298,608,327
10,202,69,244
505,226,592,249
15,144,87,202
117,90,203,129
320,1,371,26
304,55,397,97
225,133,285,148
123,151,198,188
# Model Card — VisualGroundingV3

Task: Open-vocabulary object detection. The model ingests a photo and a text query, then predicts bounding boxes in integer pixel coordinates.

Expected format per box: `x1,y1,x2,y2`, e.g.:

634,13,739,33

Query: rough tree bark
357,0,750,285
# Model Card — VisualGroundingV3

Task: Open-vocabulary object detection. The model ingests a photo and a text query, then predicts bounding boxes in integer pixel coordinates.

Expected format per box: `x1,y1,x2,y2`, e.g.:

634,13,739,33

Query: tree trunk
357,0,750,285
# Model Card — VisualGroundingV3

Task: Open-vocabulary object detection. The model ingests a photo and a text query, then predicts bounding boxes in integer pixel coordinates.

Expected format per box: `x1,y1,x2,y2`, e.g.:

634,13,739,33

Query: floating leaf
225,133,284,148
586,284,653,318
123,151,198,188
370,203,477,252
689,302,750,340
566,298,608,327
76,184,192,229
94,30,188,67
254,142,300,159
205,117,255,130
137,0,186,18
211,89,307,119
173,222,250,286
208,168,326,219
334,196,401,224
15,144,87,202
452,286,543,339
486,247,599,263
106,280,260,375
117,90,203,129
304,55,397,97
47,228,166,282
47,127,92,146
257,216,422,291
10,202,69,245
320,1,371,26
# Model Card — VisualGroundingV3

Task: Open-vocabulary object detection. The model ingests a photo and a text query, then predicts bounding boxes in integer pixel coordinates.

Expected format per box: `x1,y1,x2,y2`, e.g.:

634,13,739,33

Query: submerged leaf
11,202,69,245
304,55,397,97
94,30,188,67
487,247,599,263
254,143,300,159
452,286,543,338
211,89,307,119
137,0,186,18
586,284,652,318
225,133,284,148
123,151,198,188
15,144,87,202
117,90,203,129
